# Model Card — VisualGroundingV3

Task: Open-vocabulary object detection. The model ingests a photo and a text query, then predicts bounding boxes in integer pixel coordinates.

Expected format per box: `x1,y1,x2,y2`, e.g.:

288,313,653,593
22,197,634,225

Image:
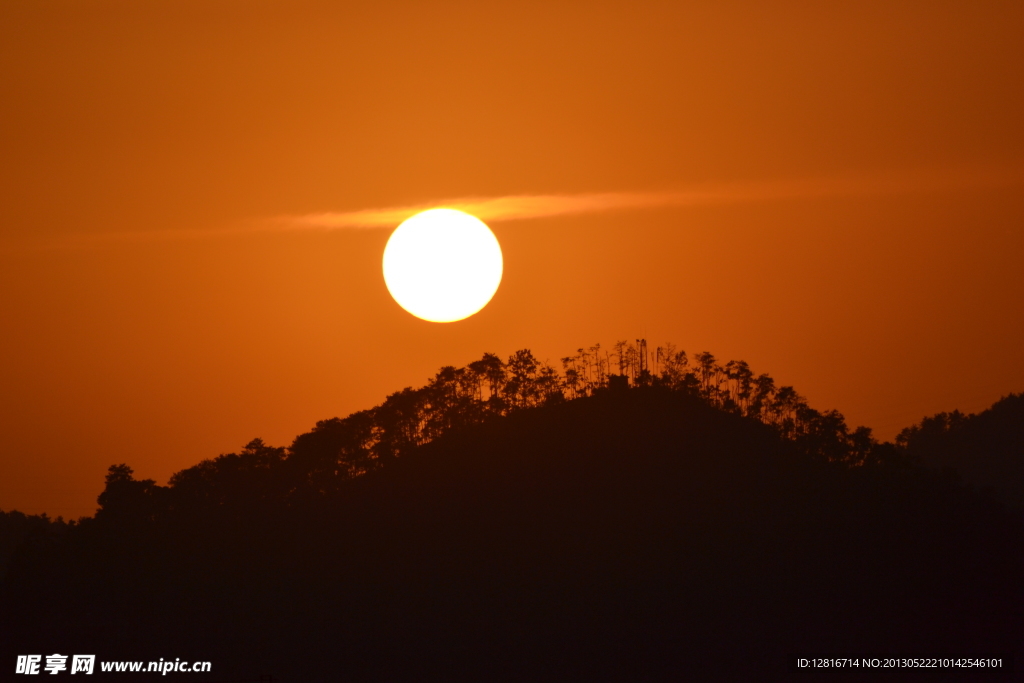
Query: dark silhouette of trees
0,341,907,553
1,339,1020,682
0,341,1009,546
168,439,286,511
0,510,71,582
0,339,935,554
897,393,1024,510
270,340,891,487
2,383,1021,681
287,411,376,495
469,352,506,407
95,464,165,528
16,338,893,542
76,342,916,530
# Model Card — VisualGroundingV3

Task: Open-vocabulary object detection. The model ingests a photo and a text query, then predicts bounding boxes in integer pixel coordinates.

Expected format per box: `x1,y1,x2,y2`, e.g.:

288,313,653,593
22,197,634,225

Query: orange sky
2,0,1023,518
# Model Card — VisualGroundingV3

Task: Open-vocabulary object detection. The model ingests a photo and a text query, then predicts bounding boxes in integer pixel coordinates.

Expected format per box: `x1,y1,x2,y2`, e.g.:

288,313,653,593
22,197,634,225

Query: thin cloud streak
288,166,1024,231
11,166,1021,253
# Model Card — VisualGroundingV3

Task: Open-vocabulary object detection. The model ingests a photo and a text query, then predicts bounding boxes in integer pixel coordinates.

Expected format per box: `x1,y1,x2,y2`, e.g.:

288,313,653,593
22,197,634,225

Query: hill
898,393,1024,512
2,384,1022,681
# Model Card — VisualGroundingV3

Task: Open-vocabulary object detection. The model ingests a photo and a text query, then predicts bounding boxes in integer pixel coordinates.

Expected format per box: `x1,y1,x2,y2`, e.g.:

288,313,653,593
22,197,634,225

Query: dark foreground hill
3,388,1023,681
898,393,1024,513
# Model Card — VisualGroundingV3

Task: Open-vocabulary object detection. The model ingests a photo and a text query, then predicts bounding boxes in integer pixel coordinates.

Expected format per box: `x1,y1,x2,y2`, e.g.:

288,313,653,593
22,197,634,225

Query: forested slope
3,384,1021,681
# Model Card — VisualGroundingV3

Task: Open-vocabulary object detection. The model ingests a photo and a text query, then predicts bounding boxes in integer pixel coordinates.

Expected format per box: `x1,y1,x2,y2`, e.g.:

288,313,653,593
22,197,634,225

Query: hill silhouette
897,393,1024,513
2,344,1022,681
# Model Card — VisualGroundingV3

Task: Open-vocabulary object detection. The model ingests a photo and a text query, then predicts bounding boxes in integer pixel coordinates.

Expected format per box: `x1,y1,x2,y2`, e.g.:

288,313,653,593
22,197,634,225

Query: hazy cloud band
287,166,1023,231
20,166,1022,251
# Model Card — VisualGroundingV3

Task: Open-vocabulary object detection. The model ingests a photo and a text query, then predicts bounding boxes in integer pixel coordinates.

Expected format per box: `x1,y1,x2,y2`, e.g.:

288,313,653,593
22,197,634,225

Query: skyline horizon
3,333,1019,520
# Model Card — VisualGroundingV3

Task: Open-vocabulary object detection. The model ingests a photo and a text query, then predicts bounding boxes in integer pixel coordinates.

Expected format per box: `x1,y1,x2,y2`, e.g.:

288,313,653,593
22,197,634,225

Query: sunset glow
1,0,1022,523
2,2,1023,677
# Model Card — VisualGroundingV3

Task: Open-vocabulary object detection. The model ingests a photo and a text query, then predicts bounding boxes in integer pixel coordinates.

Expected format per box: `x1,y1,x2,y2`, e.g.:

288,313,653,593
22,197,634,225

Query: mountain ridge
2,382,1021,681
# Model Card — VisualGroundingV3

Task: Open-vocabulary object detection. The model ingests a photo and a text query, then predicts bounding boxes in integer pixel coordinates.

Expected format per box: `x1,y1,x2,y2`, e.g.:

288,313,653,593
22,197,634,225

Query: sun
382,208,503,322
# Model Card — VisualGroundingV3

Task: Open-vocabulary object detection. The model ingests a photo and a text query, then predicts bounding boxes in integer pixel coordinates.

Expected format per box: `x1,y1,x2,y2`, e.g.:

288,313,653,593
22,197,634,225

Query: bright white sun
383,208,503,322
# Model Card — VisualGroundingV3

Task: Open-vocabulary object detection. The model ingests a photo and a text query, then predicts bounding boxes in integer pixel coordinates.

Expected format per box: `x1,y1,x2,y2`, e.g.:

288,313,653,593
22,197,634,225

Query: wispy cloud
286,165,1023,230
15,165,1022,252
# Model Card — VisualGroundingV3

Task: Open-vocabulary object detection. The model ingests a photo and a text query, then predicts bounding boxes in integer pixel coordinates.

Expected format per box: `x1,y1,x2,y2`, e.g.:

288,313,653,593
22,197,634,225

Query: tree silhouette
505,349,543,409
6,336,1001,558
96,464,164,528
3,375,1021,682
897,393,1024,510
